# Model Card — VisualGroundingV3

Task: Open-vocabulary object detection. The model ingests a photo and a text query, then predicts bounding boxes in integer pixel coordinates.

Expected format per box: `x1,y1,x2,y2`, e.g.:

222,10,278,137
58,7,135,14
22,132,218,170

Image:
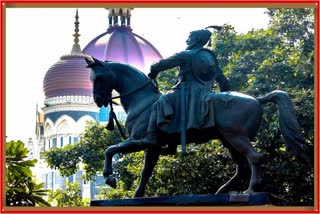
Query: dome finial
74,9,80,44
107,8,133,31
71,9,82,54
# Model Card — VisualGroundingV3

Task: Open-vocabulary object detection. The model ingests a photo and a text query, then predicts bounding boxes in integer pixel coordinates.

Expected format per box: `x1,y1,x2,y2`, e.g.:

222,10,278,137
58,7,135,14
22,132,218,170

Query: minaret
41,8,98,196
71,9,82,55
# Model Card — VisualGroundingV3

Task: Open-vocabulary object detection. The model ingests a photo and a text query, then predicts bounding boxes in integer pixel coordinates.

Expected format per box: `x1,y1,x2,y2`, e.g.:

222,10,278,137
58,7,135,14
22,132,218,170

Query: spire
74,9,80,44
71,9,82,54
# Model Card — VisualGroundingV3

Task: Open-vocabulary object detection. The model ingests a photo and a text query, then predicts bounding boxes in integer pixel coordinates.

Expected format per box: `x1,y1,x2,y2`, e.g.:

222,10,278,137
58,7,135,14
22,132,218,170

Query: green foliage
156,68,179,92
253,88,314,205
267,8,314,48
48,182,89,207
99,142,235,199
44,121,123,180
6,140,50,207
101,8,314,205
96,184,134,199
44,8,314,206
147,142,234,196
213,8,314,205
43,144,80,178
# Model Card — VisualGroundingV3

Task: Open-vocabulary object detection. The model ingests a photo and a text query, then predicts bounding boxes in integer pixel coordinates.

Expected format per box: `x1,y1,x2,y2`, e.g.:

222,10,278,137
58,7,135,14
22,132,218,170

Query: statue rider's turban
191,29,212,46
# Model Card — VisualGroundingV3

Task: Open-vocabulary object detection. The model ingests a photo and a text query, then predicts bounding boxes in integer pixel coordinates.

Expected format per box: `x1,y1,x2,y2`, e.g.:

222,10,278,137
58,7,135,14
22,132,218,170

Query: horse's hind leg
134,147,161,198
222,135,263,193
216,139,251,194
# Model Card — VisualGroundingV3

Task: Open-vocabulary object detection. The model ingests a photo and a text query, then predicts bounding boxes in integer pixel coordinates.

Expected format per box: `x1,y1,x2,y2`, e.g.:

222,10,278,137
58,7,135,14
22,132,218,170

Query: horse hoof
243,189,254,194
105,177,117,189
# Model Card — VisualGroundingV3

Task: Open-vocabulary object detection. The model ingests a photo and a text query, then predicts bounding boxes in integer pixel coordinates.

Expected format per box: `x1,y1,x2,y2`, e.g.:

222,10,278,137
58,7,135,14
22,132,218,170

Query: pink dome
83,26,162,72
43,10,93,100
43,54,92,99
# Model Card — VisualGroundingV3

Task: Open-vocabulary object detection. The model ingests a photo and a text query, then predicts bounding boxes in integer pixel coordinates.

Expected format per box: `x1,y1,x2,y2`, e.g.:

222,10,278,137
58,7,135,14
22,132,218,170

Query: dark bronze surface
85,29,306,199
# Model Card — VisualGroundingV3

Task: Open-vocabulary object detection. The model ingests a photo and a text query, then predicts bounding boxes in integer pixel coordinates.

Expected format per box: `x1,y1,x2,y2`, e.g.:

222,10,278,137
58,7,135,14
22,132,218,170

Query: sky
5,7,270,143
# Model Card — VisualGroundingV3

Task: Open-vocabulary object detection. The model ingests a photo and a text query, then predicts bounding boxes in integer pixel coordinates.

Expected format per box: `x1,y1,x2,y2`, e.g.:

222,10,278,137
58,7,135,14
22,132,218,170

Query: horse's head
85,56,116,108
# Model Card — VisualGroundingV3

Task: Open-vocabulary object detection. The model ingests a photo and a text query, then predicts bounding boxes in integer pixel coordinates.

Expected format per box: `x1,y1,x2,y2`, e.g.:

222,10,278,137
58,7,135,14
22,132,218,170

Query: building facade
35,8,162,200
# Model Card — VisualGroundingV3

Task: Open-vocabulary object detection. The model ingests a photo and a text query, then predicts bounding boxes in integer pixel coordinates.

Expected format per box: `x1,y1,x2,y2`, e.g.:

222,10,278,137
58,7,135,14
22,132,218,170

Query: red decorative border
0,1,319,213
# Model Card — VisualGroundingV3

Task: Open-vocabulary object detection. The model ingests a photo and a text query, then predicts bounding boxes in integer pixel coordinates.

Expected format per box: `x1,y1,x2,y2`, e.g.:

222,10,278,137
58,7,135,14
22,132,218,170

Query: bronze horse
86,57,307,198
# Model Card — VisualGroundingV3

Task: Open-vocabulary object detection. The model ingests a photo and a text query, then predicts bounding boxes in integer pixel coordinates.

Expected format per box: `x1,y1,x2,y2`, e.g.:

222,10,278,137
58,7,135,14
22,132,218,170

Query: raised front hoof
105,176,117,189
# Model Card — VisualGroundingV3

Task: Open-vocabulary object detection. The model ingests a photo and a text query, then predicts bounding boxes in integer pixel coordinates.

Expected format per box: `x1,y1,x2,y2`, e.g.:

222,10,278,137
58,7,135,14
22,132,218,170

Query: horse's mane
107,61,149,81
90,58,149,84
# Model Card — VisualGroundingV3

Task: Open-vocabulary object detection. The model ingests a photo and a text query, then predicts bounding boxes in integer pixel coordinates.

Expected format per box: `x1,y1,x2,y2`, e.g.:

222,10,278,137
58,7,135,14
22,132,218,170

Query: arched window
73,137,79,144
68,136,72,144
52,138,57,148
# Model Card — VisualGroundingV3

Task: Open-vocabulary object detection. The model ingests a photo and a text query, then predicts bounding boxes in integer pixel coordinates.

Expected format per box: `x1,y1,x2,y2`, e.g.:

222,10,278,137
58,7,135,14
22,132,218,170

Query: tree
44,121,123,180
44,8,314,206
212,8,314,205
156,68,179,92
267,8,314,49
6,140,50,206
48,182,89,207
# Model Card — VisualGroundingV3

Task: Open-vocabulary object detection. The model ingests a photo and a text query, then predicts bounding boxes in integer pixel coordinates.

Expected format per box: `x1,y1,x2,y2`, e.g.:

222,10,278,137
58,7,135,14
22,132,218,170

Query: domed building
35,10,98,199
83,8,162,73
35,8,162,200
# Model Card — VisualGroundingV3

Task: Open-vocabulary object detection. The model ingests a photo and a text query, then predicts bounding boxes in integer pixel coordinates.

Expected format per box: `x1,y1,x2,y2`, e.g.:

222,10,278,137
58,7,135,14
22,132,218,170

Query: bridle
108,78,158,101
102,78,159,140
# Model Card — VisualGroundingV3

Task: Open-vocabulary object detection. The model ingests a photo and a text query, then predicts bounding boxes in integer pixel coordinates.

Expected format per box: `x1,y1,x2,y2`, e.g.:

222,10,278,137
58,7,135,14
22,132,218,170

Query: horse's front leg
103,146,115,178
134,146,161,198
103,138,159,189
103,138,133,187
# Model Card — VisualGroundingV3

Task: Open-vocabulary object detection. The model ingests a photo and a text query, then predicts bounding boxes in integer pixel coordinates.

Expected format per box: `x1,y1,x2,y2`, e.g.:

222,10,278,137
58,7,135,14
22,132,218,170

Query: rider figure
137,29,230,152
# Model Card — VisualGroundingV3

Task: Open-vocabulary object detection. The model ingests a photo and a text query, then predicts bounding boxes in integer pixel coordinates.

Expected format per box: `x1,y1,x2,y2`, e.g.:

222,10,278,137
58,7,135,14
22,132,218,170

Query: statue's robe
153,81,215,134
149,49,229,134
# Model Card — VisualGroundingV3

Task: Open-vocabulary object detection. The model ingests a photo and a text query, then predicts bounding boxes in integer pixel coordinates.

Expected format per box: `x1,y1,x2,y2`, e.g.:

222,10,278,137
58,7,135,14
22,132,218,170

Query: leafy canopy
6,140,50,207
44,8,314,206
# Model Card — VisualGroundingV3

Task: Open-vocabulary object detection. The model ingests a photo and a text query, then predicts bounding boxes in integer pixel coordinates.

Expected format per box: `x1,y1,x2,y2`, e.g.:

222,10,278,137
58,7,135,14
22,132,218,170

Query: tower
37,10,97,197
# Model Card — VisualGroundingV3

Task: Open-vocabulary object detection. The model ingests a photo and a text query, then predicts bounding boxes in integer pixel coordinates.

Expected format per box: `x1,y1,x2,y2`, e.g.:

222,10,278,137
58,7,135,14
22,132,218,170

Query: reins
109,79,152,100
105,78,159,140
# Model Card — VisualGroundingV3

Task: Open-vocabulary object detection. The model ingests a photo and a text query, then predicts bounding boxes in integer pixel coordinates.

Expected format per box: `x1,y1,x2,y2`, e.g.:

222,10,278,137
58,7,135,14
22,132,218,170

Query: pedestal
90,192,288,206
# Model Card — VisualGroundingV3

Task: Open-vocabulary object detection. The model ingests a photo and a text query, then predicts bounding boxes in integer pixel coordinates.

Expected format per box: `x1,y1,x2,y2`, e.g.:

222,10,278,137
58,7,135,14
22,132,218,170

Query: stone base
90,192,288,206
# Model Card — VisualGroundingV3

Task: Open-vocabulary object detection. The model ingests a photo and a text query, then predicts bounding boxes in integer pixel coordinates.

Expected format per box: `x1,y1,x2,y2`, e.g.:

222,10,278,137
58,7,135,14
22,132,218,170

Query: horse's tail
257,90,308,163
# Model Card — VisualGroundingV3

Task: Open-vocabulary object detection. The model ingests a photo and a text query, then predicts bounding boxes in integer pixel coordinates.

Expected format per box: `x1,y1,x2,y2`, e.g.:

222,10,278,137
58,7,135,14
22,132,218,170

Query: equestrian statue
85,28,307,198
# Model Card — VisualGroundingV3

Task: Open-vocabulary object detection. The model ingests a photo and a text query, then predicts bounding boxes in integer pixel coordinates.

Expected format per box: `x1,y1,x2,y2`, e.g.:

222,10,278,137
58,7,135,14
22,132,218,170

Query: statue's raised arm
148,29,230,92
